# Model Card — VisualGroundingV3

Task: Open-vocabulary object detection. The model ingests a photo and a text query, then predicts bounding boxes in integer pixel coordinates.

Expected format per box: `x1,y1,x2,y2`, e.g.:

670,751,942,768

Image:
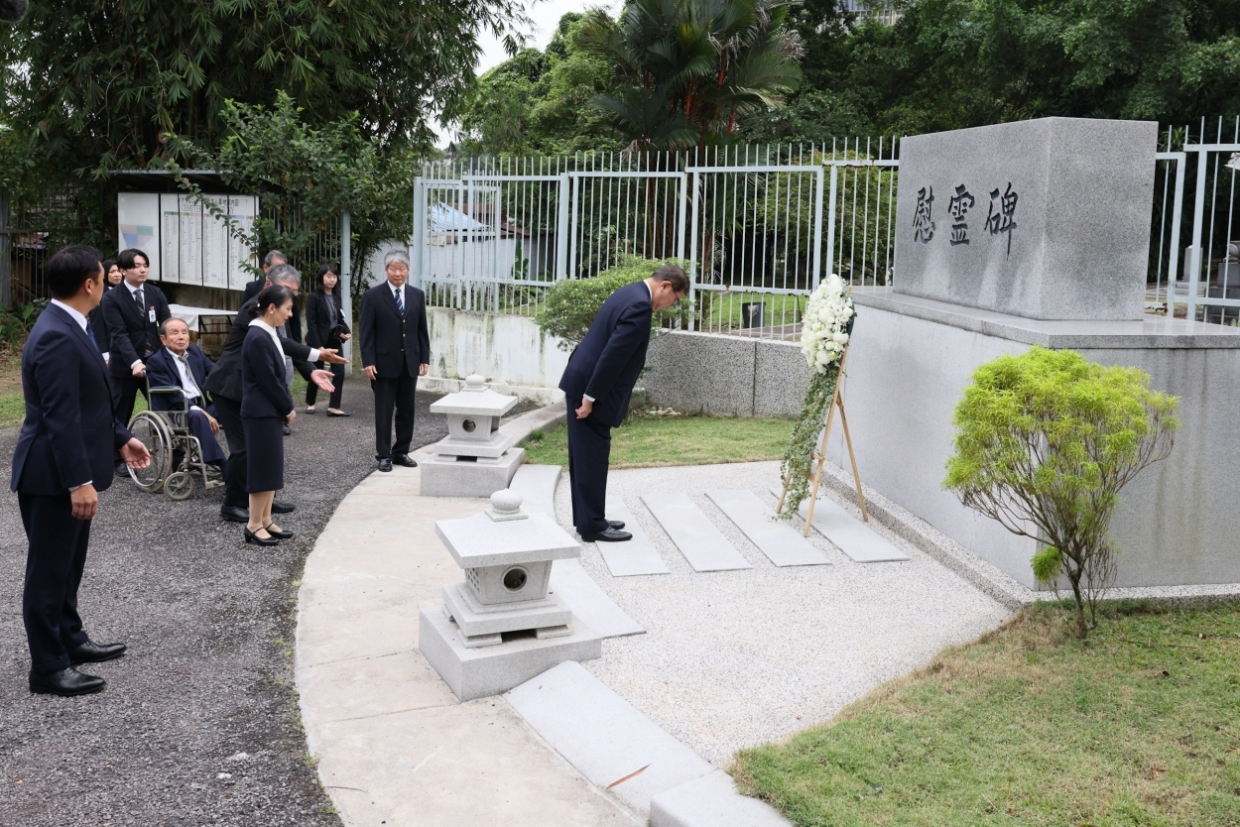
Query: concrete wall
425,307,570,401
643,332,808,418
825,289,1240,589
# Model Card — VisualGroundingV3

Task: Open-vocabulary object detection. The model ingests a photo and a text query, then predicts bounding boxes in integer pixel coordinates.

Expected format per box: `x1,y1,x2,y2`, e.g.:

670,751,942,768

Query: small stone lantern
420,375,525,497
419,490,602,700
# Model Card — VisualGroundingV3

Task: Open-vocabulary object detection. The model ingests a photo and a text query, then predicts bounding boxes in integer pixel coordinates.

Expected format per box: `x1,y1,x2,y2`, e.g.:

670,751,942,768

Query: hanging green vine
777,274,856,521
778,365,840,520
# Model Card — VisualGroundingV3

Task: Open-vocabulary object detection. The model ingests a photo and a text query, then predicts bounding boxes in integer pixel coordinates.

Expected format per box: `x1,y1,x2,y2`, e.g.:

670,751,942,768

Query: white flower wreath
800,274,855,374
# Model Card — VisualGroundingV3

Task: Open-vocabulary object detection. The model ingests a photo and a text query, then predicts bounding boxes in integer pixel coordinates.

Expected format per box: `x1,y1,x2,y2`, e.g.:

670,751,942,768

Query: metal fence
413,139,900,335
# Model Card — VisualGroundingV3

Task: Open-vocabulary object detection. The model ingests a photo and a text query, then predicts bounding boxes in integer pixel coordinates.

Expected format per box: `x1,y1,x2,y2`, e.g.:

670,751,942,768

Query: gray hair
263,249,287,268
159,317,189,336
266,263,301,287
383,248,411,269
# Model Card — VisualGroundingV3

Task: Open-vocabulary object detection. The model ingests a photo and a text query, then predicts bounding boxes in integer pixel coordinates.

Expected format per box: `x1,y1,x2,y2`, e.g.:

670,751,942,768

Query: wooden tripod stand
776,347,869,537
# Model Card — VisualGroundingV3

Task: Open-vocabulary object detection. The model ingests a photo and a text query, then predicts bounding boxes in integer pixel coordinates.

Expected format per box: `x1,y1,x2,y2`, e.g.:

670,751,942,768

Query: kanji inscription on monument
893,117,1157,321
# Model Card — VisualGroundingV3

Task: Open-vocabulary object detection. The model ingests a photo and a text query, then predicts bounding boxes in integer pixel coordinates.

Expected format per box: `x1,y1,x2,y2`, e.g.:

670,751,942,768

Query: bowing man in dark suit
11,245,150,696
99,247,171,429
145,318,228,471
558,265,688,542
360,249,429,473
205,265,343,525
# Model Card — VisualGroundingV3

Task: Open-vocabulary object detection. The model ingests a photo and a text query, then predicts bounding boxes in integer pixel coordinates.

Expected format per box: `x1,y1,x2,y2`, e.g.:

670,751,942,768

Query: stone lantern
419,490,601,701
420,375,525,497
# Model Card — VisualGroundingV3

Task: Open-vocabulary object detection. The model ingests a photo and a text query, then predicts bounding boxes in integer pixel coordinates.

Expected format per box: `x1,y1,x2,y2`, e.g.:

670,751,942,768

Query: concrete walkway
296,423,1015,825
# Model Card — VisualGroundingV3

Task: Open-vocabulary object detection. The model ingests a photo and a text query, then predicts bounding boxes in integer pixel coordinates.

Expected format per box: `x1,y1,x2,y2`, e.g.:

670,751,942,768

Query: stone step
508,463,562,518
550,558,645,638
651,770,792,827
504,661,717,819
775,489,910,563
706,489,830,567
641,493,752,572
596,495,671,577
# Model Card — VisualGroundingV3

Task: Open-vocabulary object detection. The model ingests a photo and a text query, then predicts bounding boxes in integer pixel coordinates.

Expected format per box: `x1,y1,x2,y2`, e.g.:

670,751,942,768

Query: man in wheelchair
145,318,227,474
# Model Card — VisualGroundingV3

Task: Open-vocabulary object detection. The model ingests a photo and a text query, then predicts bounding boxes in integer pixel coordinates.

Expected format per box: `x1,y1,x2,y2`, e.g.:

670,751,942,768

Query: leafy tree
454,14,616,155
0,0,531,177
944,348,1179,637
165,93,412,296
578,0,804,151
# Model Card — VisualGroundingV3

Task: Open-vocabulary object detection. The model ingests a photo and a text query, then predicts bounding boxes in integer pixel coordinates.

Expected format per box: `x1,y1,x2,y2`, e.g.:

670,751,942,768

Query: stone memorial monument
827,116,1240,589
894,118,1156,320
419,490,602,701
420,374,525,498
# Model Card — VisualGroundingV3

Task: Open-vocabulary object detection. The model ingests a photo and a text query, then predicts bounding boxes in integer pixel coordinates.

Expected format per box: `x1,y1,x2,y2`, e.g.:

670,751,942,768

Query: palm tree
579,0,803,152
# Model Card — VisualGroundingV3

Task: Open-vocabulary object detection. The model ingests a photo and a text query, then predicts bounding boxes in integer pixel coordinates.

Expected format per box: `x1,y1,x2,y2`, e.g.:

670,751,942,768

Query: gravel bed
558,461,1014,767
0,383,448,827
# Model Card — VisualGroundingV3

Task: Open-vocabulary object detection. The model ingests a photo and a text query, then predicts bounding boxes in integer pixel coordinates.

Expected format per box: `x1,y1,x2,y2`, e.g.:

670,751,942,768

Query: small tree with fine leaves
944,348,1178,637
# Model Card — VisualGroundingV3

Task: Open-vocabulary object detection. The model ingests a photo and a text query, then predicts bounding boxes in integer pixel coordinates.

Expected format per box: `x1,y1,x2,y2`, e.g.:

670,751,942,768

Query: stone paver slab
509,463,562,517
505,661,715,818
650,770,792,827
551,558,645,638
706,489,830,567
640,492,752,572
779,490,910,563
596,495,670,577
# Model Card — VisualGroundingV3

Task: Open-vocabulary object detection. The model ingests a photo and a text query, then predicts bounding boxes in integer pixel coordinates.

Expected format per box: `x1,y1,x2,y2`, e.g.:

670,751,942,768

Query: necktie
177,353,203,403
86,325,97,348
134,288,144,312
395,287,405,318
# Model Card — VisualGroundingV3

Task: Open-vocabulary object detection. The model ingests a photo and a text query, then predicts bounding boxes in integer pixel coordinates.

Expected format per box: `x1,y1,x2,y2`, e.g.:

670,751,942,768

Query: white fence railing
414,126,1239,335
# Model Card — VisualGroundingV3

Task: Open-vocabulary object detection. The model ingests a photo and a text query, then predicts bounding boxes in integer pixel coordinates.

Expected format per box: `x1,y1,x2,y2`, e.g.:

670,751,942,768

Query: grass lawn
520,412,793,468
733,601,1240,827
703,291,806,330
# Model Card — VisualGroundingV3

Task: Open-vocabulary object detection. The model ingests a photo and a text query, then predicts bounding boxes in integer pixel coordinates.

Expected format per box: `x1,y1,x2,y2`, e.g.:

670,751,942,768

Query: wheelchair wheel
164,471,195,501
127,411,173,493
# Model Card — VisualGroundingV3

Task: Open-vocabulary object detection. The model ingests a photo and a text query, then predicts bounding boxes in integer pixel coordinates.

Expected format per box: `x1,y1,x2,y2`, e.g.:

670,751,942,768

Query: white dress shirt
166,348,205,413
125,281,147,370
582,281,652,405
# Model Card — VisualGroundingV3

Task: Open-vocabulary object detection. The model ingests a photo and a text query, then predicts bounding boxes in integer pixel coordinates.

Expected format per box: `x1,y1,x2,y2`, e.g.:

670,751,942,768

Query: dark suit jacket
244,278,303,343
240,327,295,419
558,280,653,428
204,298,315,402
305,291,349,349
87,283,119,356
11,304,132,495
100,281,171,378
146,346,215,411
360,283,429,379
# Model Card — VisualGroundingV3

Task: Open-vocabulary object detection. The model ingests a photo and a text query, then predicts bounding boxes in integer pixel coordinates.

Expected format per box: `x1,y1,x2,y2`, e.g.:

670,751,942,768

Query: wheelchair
126,380,225,501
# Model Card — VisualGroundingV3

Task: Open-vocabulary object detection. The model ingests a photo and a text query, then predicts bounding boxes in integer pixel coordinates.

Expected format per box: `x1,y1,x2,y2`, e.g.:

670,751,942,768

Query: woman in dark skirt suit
240,284,298,546
304,263,351,416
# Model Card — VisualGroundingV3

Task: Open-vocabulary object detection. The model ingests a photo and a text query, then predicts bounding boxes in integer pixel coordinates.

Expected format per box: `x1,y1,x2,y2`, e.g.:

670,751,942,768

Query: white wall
423,307,570,402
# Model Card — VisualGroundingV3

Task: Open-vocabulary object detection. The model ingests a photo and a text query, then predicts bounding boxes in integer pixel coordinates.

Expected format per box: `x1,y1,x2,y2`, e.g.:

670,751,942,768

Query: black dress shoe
67,641,126,664
264,523,294,539
29,667,105,697
220,505,250,523
282,425,292,436
377,458,393,472
272,501,295,514
581,527,633,542
393,454,418,468
608,520,626,530
244,528,279,546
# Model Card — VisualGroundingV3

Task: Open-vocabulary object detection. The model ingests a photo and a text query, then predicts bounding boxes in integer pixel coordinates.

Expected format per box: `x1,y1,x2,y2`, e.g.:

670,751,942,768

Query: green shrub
535,256,694,350
0,299,48,348
944,347,1179,637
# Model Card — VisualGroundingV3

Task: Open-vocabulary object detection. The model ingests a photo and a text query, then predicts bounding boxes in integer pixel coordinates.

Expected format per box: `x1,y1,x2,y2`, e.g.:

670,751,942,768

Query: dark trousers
110,373,148,426
565,400,612,535
306,361,344,409
371,367,416,459
20,493,92,674
186,404,227,467
214,394,249,509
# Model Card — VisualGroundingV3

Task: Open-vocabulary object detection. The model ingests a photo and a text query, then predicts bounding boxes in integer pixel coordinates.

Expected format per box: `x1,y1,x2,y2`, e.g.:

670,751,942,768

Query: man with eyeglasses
558,265,688,543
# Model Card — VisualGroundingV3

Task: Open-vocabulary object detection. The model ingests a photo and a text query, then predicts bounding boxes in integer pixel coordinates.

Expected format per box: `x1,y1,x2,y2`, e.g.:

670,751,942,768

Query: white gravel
555,461,1012,767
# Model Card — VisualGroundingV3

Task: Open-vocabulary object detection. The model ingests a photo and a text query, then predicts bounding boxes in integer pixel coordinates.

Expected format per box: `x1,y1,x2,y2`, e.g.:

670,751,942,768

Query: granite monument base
418,606,602,701
826,287,1240,589
419,448,525,498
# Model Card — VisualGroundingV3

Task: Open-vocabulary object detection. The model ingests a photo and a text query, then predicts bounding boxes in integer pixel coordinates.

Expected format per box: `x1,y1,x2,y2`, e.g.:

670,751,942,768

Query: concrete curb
499,399,567,444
